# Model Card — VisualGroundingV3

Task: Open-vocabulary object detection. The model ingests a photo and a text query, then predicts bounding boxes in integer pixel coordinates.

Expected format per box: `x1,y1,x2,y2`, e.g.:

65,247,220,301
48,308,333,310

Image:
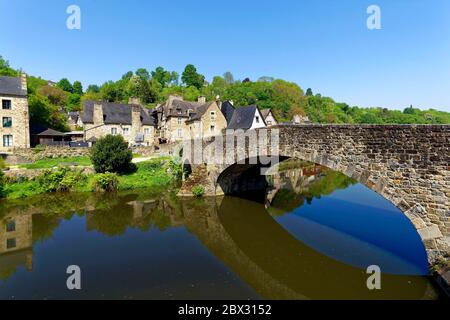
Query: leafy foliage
92,173,119,192
192,185,205,198
0,169,5,197
182,64,205,89
37,167,86,192
90,135,134,174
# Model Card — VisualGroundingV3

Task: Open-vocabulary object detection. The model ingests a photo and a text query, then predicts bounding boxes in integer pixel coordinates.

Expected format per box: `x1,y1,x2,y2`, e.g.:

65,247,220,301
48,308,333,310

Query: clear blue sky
1,0,449,111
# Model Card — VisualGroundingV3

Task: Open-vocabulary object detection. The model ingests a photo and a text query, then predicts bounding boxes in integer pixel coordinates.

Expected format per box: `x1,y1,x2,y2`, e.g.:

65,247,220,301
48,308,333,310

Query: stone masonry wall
5,147,90,164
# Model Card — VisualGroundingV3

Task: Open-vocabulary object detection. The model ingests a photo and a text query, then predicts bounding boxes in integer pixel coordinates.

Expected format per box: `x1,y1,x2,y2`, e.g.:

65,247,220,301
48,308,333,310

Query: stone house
81,98,157,146
0,73,30,152
186,101,227,139
261,109,278,126
156,95,203,143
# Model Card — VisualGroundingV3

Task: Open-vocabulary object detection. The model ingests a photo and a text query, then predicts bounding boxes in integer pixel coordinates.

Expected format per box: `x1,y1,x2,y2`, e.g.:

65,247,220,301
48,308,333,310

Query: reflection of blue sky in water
274,184,429,276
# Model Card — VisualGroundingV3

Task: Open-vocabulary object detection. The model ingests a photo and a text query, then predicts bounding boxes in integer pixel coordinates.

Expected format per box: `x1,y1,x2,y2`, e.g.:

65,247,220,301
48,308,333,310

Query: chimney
128,97,141,105
93,102,104,125
20,73,27,92
198,96,206,104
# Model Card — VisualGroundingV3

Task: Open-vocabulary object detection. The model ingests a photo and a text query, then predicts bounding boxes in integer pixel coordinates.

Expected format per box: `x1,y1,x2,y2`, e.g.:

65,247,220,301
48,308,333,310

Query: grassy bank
19,156,92,169
2,157,181,200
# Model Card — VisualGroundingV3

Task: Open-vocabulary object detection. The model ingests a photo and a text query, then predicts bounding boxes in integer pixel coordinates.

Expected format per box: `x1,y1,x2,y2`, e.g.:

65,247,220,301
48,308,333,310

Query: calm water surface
0,162,442,300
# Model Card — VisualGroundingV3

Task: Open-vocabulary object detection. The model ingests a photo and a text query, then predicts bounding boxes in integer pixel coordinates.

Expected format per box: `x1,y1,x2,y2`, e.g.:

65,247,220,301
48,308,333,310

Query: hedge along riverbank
0,157,182,200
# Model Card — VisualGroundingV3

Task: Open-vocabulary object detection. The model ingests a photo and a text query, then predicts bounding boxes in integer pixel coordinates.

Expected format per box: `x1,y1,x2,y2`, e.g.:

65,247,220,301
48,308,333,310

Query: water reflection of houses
265,163,324,207
0,209,34,278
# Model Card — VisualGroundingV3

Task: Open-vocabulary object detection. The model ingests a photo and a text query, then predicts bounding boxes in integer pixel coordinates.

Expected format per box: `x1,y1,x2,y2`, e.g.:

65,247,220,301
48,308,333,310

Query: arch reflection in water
0,162,441,299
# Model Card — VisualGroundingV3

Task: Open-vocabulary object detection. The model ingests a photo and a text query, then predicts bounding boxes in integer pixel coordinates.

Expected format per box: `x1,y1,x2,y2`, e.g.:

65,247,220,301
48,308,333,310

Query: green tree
73,81,83,95
169,71,179,86
151,66,171,87
184,86,200,101
100,81,122,102
126,75,152,103
28,94,69,132
223,72,234,85
37,85,67,106
0,55,18,77
67,93,82,111
87,84,100,93
181,64,205,89
56,78,74,93
306,88,313,96
135,68,150,81
90,135,134,174
121,71,134,80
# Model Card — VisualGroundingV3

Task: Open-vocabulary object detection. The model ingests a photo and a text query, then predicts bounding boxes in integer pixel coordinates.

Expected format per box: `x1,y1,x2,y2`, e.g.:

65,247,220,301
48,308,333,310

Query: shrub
192,185,205,198
90,135,134,174
37,167,85,192
0,170,5,197
92,172,119,192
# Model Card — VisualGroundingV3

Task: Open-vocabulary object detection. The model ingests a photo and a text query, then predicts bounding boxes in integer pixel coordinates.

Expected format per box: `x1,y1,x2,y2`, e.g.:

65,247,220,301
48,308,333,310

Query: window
111,128,118,136
178,128,182,138
178,117,182,125
210,111,216,120
3,135,13,147
2,100,11,110
210,125,215,132
6,238,16,249
123,128,129,136
6,220,15,232
2,117,12,128
256,116,260,123
144,128,150,135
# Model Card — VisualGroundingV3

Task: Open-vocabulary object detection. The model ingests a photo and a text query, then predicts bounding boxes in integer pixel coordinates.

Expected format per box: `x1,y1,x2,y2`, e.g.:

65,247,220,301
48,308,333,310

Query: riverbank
1,157,182,200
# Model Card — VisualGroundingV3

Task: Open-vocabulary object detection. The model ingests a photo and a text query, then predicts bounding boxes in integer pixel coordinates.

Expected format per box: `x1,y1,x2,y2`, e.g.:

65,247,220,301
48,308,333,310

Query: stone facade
0,74,30,152
83,100,156,146
187,102,227,139
182,124,450,263
156,96,201,143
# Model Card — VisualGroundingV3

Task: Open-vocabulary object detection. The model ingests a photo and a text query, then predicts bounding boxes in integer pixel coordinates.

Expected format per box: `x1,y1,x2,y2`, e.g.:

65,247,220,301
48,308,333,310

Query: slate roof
30,123,66,136
221,101,235,124
157,96,201,118
68,111,80,122
187,102,213,122
0,75,27,97
227,105,259,130
81,101,156,126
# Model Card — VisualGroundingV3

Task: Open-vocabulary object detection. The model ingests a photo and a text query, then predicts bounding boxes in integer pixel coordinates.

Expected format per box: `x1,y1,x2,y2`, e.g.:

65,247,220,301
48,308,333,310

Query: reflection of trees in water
268,165,357,215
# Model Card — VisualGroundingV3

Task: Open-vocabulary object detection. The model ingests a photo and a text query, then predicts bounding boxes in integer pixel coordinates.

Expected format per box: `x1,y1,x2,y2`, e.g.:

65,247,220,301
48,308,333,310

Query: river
0,161,443,299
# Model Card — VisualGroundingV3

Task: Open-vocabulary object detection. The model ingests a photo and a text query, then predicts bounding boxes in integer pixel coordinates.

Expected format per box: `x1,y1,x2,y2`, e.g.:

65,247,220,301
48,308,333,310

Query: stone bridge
180,125,450,263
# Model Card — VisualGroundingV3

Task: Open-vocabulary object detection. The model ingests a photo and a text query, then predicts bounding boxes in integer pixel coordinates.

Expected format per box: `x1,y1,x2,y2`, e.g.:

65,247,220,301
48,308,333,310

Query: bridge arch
182,125,450,263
